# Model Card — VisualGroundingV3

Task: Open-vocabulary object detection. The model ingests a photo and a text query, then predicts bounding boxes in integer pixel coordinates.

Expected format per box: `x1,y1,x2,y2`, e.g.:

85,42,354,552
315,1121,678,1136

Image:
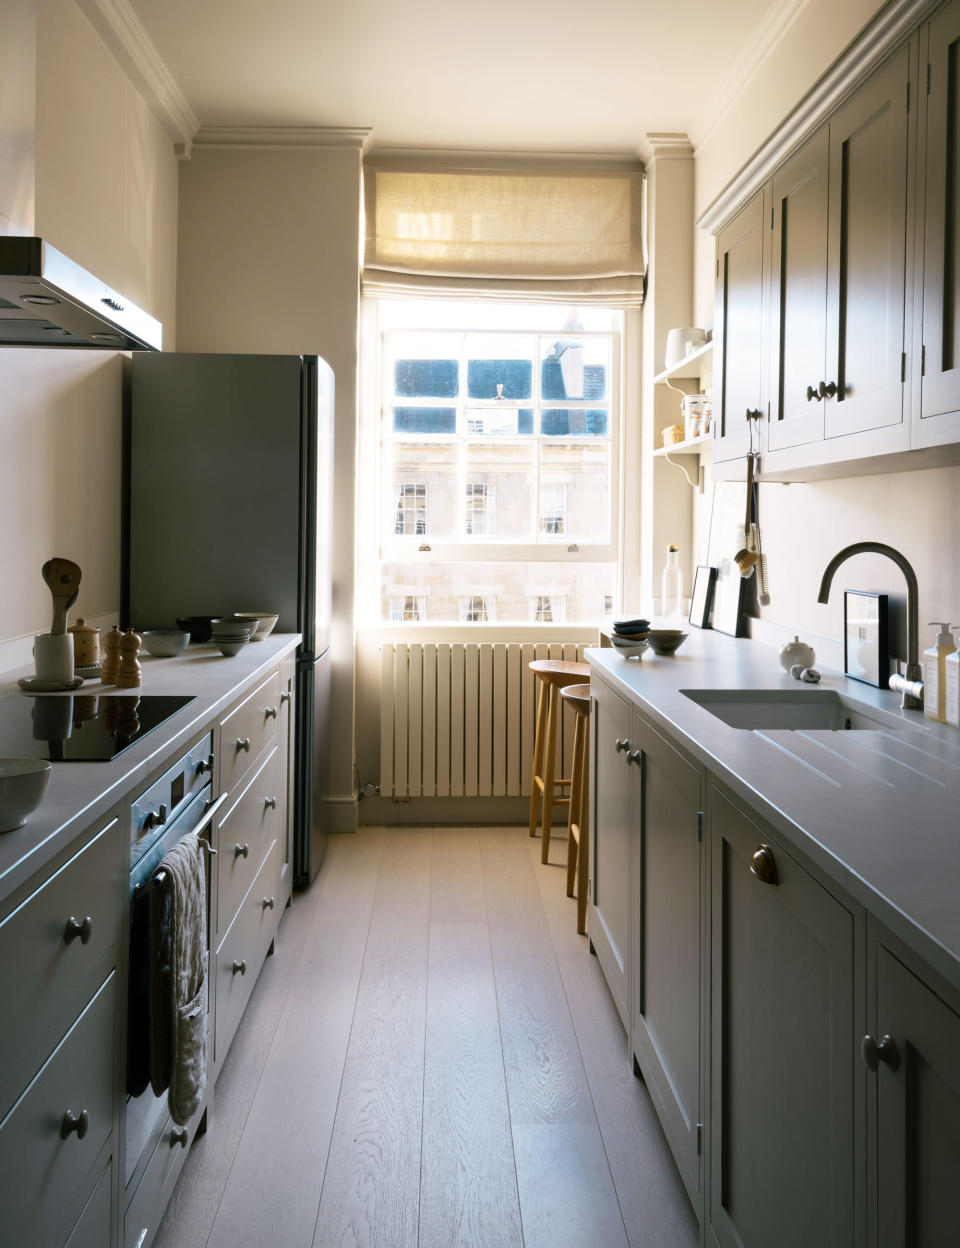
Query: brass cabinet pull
196,753,215,775
60,1109,89,1140
615,738,630,753
232,959,247,976
236,737,250,753
280,692,291,704
234,843,249,859
861,1033,900,1073
627,749,642,765
265,706,278,720
169,1127,188,1149
264,796,277,811
262,897,276,910
750,844,779,886
64,916,93,946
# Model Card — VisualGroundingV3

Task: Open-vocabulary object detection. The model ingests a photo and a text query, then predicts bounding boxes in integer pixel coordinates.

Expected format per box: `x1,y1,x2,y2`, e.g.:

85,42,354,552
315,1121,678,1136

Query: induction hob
0,694,196,762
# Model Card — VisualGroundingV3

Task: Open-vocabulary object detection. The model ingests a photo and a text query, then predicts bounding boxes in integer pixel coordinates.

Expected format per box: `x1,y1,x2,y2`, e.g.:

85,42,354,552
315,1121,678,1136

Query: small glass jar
682,394,706,441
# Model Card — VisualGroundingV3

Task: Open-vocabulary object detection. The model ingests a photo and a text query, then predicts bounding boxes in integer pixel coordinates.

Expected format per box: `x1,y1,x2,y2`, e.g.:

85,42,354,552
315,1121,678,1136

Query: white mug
34,633,75,683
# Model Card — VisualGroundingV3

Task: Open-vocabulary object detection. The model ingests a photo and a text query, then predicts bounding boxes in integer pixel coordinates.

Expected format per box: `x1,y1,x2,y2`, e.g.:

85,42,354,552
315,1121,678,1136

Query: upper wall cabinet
714,191,767,463
915,0,960,446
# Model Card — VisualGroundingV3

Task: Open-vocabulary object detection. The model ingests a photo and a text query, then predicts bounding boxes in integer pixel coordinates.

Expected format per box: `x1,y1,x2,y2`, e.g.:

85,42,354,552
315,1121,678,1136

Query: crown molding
74,0,198,158
194,126,373,152
698,0,940,233
643,132,694,163
690,0,808,154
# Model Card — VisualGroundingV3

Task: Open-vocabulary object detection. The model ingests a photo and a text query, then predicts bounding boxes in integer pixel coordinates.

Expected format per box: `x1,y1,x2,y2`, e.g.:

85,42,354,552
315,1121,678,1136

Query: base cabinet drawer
214,839,281,1069
0,818,121,1082
63,1158,112,1248
215,746,280,936
123,1100,205,1248
0,973,116,1248
219,670,282,794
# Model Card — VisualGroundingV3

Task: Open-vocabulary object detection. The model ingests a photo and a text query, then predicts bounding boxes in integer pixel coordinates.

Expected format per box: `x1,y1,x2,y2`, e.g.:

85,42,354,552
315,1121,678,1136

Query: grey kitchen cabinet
914,0,960,447
590,676,636,1028
708,786,862,1248
768,128,829,452
869,941,960,1248
631,715,704,1211
713,190,767,463
824,43,912,445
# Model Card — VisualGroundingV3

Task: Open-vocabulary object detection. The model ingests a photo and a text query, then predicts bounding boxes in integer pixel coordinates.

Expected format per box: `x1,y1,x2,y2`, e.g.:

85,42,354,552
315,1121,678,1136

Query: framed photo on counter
844,590,889,688
689,565,717,629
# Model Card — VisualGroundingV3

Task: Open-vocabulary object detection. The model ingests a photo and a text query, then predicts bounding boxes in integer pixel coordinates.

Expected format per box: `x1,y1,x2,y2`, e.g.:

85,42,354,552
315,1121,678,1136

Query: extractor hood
0,1,161,350
0,237,162,350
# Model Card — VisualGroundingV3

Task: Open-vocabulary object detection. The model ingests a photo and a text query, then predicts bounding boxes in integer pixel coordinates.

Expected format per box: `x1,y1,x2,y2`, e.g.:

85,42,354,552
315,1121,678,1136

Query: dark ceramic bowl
175,616,221,644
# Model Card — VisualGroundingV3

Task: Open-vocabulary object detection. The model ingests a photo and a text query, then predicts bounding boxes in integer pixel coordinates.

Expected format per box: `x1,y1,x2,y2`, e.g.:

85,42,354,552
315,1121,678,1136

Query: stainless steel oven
125,734,223,1186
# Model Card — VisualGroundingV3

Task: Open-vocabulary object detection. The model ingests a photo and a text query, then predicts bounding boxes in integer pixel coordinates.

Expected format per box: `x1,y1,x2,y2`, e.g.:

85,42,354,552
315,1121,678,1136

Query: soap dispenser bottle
923,622,956,723
946,644,960,728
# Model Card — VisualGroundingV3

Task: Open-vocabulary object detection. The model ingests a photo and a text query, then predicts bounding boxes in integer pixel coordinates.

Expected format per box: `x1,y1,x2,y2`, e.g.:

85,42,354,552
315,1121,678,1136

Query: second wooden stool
560,683,591,935
528,658,590,864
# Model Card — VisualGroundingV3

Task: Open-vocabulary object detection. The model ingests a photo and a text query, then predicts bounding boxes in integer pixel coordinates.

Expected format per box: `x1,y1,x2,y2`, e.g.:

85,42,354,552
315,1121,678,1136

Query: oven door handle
195,791,229,846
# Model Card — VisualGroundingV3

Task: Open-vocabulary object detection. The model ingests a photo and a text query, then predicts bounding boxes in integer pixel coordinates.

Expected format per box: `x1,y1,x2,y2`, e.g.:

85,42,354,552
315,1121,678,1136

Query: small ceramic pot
68,618,100,666
779,635,816,672
34,633,74,683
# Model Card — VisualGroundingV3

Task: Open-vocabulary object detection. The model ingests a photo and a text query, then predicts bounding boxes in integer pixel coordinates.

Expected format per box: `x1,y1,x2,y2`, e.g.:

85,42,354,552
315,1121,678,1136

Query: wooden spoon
42,557,82,635
734,455,759,579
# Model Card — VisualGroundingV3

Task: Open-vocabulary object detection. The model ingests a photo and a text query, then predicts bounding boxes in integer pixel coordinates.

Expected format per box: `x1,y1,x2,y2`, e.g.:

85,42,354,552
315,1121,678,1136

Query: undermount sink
681,688,903,732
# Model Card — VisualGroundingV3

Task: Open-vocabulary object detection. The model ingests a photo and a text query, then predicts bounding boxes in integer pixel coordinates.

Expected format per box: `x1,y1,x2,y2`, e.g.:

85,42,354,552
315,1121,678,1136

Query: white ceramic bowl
232,612,278,641
609,636,649,659
0,759,52,833
142,630,190,658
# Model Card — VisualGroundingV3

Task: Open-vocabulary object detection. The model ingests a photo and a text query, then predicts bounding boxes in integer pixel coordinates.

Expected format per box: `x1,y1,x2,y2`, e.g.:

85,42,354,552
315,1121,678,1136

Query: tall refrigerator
124,353,334,883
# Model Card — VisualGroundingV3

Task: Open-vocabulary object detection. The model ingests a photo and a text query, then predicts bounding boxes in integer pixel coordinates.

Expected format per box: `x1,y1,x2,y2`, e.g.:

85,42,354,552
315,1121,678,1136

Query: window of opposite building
374,298,621,623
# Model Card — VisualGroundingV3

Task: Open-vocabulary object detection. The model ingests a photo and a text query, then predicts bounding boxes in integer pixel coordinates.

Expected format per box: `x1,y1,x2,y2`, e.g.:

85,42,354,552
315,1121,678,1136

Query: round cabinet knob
264,796,277,811
749,844,779,886
280,692,291,704
236,737,251,753
861,1033,900,1073
627,750,642,765
234,843,249,859
64,916,93,946
818,380,838,399
232,959,247,976
615,738,630,753
265,706,278,719
60,1108,89,1140
262,897,276,910
196,754,215,775
169,1127,189,1149
806,384,822,402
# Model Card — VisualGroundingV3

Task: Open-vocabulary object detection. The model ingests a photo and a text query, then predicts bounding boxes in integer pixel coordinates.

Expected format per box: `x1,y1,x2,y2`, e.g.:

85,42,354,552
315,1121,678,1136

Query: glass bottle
661,544,684,620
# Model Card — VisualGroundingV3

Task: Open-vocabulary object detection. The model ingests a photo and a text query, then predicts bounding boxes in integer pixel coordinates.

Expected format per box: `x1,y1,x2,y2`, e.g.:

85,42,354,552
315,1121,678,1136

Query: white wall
176,143,363,832
0,1,179,659
688,0,960,665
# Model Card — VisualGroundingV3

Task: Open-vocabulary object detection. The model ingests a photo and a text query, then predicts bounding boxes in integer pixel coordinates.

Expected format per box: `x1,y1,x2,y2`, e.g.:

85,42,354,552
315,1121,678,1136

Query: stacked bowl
210,616,259,657
609,616,650,659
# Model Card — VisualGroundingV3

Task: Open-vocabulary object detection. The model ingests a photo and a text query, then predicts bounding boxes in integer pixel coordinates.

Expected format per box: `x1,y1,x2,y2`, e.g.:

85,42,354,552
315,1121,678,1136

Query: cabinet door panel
875,946,960,1248
825,47,910,439
589,681,633,1028
769,129,829,450
709,789,856,1248
715,192,766,462
633,718,702,1203
918,0,960,442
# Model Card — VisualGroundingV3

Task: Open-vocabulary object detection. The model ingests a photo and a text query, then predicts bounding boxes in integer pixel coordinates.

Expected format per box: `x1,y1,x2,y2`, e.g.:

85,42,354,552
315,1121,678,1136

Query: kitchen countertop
0,634,300,905
589,632,960,992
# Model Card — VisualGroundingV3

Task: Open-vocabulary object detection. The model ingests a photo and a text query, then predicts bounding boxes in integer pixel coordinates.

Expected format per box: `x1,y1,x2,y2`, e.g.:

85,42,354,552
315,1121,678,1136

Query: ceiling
127,0,779,155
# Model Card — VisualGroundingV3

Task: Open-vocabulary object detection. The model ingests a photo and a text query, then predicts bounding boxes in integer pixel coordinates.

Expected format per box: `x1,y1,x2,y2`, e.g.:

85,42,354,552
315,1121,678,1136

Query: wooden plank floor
154,825,697,1248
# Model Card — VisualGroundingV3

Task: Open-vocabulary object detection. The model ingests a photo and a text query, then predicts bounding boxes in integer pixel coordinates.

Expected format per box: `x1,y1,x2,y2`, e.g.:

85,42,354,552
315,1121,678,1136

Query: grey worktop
589,632,960,992
0,634,300,906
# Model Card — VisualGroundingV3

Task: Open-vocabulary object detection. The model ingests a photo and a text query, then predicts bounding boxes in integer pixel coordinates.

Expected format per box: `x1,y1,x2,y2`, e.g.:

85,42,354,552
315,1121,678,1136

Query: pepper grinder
115,629,143,689
101,627,123,685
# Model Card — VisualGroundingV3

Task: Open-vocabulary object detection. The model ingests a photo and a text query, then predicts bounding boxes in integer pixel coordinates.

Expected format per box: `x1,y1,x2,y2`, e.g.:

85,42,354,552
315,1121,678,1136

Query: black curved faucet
817,542,924,709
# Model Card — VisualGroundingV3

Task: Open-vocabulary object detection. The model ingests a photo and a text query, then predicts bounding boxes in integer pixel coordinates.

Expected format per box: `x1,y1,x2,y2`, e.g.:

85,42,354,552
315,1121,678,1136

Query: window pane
540,441,610,540
393,406,457,434
395,358,459,398
464,406,534,436
464,443,536,539
541,335,609,401
387,442,460,539
381,560,616,623
541,408,608,436
466,334,534,399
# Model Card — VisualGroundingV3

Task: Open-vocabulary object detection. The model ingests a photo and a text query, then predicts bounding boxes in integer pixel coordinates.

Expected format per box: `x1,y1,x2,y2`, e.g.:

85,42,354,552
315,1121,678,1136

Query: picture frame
706,482,749,638
689,565,717,629
844,591,889,689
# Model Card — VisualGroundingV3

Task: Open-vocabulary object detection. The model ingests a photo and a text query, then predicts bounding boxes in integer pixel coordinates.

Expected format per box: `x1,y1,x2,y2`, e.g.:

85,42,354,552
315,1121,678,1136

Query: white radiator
379,642,588,799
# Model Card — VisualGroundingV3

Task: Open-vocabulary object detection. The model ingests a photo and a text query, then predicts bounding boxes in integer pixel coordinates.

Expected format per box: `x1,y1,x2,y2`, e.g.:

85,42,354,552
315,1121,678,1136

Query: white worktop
589,632,960,992
0,634,300,904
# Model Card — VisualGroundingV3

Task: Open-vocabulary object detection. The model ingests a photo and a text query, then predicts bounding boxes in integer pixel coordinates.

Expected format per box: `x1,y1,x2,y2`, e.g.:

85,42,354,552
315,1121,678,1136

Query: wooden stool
561,683,591,935
528,658,590,864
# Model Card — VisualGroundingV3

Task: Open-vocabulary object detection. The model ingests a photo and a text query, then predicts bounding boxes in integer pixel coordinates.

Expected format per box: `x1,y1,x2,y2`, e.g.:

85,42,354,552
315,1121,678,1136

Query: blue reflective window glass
395,359,459,398
518,408,534,435
393,407,457,433
467,359,533,399
541,358,606,400
541,409,608,436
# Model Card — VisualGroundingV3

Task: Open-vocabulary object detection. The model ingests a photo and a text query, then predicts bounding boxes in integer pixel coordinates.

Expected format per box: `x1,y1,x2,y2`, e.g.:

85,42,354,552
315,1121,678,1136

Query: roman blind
363,156,646,306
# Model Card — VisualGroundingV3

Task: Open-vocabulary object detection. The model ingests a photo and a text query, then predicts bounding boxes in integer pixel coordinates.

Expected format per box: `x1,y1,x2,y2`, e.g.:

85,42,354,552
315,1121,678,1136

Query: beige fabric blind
364,163,645,306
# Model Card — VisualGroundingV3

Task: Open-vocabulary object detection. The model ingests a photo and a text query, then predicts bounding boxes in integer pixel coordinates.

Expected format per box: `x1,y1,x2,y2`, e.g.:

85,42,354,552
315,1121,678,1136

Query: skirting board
359,796,531,826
